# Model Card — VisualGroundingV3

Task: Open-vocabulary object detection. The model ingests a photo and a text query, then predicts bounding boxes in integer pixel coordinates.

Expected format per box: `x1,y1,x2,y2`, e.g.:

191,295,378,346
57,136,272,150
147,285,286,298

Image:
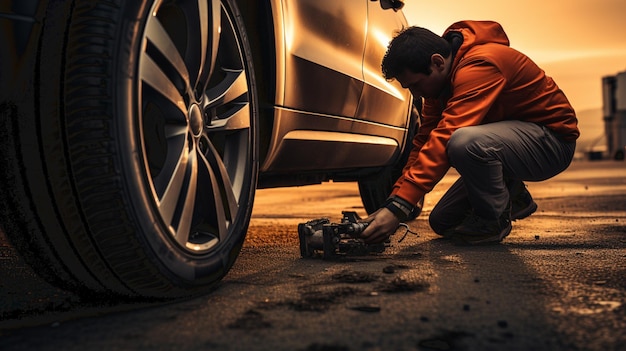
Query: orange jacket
392,20,579,206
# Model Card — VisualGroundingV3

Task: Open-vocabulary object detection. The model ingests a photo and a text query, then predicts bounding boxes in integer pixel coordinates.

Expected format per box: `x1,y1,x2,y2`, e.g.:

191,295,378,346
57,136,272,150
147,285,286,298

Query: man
360,21,579,245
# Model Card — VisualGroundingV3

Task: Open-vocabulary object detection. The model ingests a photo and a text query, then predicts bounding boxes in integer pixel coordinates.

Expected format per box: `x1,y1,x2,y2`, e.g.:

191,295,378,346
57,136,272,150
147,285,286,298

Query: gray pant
429,120,576,235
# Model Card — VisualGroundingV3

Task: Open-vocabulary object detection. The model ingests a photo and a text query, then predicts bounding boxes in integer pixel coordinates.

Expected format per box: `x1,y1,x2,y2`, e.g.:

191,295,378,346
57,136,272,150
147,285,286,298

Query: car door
279,0,367,118
356,0,412,127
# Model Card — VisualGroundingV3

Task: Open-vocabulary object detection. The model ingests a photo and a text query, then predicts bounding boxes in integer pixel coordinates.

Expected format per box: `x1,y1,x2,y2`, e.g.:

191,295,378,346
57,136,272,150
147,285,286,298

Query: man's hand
360,208,401,244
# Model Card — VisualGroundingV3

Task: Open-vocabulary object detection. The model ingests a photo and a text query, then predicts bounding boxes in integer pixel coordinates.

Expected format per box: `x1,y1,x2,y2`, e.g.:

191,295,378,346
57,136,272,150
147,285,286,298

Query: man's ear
430,54,446,71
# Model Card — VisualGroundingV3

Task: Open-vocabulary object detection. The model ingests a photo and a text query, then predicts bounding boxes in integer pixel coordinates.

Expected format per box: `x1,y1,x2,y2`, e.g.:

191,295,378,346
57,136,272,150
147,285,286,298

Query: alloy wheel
138,0,254,254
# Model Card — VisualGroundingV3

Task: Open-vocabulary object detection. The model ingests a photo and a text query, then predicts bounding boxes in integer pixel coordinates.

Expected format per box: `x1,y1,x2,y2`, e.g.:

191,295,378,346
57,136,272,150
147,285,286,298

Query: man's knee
429,212,459,237
428,211,447,235
447,127,481,163
429,203,462,236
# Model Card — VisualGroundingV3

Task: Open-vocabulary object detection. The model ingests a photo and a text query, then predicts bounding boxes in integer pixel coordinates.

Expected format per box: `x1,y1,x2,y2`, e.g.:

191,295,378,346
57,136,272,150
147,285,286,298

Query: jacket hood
443,21,510,66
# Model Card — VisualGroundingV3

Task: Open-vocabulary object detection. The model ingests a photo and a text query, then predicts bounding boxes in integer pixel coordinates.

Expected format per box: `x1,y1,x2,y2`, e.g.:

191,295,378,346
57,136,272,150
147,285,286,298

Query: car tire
358,101,422,217
0,0,258,298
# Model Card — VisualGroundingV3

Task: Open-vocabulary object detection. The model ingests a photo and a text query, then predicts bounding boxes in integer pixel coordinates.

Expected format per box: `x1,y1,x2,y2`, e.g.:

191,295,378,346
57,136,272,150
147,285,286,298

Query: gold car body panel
356,1,412,128
278,0,366,117
260,0,411,173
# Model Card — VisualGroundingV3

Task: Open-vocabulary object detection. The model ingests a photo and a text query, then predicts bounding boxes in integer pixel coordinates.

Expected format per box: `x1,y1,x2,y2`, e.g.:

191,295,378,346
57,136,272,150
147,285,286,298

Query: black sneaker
510,185,537,220
452,213,512,245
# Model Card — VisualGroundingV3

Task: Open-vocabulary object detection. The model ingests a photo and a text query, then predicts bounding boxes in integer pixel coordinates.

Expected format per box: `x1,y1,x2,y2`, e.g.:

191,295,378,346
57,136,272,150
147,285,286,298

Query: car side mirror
376,0,405,11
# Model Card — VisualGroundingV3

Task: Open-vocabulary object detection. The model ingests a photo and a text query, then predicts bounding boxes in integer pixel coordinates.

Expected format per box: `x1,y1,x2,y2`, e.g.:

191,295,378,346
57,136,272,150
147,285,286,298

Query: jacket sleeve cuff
383,196,416,222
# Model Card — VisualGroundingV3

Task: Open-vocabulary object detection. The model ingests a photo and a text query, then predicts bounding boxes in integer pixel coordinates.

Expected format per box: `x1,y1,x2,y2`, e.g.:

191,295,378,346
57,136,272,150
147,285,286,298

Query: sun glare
402,0,626,112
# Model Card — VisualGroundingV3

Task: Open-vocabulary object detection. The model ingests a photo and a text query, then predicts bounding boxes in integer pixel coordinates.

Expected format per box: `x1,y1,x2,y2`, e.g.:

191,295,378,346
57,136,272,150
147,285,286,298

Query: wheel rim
138,0,253,254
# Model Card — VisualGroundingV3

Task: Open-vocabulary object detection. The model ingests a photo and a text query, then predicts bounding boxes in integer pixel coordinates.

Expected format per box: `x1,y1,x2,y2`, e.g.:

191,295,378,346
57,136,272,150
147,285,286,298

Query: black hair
381,26,452,80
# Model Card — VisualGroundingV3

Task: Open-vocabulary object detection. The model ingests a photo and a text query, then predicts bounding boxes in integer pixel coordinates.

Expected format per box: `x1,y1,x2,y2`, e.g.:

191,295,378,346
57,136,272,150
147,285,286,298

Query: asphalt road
0,160,625,351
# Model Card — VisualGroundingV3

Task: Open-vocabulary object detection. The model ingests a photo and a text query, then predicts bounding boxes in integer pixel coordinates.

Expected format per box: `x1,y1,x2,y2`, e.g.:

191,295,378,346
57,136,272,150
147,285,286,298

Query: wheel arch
235,0,280,168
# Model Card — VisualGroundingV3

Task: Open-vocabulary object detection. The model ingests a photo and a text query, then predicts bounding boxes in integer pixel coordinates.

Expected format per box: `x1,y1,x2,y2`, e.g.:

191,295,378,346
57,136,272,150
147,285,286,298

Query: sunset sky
403,0,626,113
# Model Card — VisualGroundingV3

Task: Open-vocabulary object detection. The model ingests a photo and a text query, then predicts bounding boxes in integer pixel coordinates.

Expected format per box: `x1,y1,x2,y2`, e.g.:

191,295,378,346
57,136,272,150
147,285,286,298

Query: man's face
395,54,450,99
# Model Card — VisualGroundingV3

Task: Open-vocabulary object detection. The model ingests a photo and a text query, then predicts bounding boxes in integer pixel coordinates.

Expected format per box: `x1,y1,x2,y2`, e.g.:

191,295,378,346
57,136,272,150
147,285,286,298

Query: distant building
602,70,626,160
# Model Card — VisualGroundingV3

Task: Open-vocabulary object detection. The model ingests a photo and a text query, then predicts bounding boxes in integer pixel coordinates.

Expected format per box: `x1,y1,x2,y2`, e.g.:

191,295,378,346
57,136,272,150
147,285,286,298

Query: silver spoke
204,69,250,131
151,126,187,197
144,15,190,84
158,138,190,226
205,141,239,218
205,103,250,131
205,69,248,108
205,0,221,82
195,0,209,85
140,53,187,115
202,152,229,240
174,150,198,247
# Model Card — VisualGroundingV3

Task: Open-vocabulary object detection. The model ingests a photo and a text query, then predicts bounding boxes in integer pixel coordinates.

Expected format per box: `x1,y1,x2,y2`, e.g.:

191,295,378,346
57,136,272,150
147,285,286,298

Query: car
0,0,416,298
